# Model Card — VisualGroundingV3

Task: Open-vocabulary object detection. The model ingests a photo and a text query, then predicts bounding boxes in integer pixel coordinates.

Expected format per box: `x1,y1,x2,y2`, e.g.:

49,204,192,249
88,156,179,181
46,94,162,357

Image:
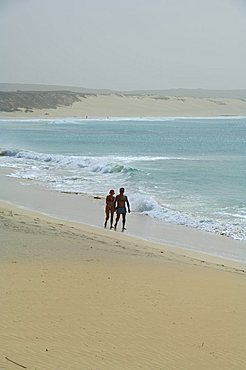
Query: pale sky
1,0,246,90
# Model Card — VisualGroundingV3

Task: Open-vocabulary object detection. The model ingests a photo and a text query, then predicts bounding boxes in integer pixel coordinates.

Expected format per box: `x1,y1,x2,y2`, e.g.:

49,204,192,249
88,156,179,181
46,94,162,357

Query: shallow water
0,116,246,240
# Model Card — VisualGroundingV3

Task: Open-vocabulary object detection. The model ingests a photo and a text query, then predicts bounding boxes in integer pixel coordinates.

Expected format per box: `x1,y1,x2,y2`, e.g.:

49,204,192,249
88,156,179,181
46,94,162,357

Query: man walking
114,187,130,232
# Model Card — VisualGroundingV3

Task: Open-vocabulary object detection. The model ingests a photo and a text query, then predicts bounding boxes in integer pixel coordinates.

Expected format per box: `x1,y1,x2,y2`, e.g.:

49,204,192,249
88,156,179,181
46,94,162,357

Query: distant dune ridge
1,83,246,98
1,83,246,117
0,90,87,112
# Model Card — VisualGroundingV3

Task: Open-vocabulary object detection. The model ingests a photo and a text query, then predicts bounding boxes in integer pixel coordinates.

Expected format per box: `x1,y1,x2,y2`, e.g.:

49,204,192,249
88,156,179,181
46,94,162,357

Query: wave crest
0,149,139,175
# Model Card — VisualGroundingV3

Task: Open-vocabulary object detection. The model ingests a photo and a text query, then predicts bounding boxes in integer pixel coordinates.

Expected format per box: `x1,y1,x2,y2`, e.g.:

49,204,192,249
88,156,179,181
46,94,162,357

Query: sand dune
1,202,246,370
1,93,246,118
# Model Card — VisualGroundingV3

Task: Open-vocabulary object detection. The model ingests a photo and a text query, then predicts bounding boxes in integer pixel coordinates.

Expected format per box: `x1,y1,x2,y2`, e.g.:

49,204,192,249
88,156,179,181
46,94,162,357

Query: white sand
1,94,246,119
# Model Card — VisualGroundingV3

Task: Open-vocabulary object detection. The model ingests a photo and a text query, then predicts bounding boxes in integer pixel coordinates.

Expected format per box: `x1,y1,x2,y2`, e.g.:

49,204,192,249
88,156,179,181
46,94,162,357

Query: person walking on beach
114,187,130,232
104,189,115,229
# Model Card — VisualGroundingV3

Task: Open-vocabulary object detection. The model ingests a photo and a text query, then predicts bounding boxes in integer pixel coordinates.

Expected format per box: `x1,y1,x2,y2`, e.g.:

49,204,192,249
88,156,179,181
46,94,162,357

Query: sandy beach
2,0,246,365
1,197,246,370
1,94,246,119
1,92,246,369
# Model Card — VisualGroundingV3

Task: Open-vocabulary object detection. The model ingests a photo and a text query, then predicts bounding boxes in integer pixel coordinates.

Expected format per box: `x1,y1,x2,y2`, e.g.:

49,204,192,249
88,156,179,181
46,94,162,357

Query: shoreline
1,197,246,273
1,93,246,369
1,169,246,269
1,197,246,369
1,114,246,121
1,199,245,272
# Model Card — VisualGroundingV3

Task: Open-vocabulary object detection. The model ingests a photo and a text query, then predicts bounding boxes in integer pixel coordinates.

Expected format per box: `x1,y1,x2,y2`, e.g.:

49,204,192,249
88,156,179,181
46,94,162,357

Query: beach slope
1,202,246,370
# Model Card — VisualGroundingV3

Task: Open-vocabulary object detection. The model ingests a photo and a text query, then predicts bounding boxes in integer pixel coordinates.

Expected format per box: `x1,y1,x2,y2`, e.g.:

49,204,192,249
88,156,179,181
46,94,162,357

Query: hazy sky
1,0,246,90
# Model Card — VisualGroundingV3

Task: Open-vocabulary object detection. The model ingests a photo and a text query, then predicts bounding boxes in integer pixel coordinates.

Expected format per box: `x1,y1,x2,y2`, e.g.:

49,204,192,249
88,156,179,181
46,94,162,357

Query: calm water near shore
0,117,246,242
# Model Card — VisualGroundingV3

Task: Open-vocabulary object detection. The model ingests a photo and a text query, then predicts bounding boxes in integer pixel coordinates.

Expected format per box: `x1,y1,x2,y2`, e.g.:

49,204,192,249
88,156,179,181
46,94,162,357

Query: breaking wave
0,148,140,175
130,193,246,241
1,147,246,241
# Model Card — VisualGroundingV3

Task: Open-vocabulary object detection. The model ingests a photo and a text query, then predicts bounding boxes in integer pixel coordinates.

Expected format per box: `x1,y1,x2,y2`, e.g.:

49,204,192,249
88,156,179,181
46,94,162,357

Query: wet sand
1,200,246,370
1,169,246,266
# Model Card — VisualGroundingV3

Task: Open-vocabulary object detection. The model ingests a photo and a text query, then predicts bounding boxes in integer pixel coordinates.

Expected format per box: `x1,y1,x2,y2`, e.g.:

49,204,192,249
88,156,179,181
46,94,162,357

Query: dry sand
1,201,246,370
1,94,246,118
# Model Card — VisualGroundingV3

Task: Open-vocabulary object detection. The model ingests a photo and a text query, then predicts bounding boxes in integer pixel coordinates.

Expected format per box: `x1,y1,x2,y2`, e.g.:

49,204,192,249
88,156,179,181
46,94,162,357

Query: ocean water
0,117,246,241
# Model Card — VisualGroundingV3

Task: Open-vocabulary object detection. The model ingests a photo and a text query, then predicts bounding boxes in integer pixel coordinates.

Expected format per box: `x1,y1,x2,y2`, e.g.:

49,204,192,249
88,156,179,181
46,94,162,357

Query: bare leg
110,210,114,229
114,213,120,230
104,210,109,228
122,214,126,231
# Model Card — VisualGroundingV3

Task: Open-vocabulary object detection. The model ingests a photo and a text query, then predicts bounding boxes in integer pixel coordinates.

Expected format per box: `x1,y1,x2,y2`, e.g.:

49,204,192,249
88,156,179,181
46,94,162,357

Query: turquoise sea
0,117,246,241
